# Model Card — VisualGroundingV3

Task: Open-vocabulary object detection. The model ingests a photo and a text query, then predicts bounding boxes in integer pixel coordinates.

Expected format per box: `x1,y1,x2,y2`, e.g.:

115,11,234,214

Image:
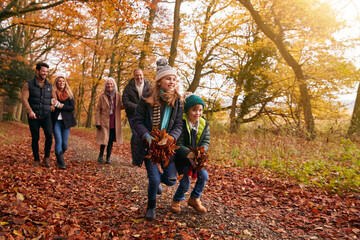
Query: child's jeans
145,157,177,201
173,165,209,201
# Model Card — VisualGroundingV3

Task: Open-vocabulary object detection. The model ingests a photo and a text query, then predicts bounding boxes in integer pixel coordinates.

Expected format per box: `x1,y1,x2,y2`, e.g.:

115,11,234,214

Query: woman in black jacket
51,74,76,169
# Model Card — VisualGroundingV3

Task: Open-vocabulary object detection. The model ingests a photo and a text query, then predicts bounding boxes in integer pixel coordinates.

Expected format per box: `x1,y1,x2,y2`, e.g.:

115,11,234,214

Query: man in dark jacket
122,68,151,163
21,62,56,167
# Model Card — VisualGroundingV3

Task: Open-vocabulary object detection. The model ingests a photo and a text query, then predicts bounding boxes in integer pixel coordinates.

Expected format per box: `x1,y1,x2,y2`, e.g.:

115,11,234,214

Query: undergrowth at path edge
209,127,360,194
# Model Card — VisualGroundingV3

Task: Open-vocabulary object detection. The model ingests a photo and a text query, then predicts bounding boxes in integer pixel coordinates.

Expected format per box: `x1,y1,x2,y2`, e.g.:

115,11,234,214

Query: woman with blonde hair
95,77,123,164
51,74,76,169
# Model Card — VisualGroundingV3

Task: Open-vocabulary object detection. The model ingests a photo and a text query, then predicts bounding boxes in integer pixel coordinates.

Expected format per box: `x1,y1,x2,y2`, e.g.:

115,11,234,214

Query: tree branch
0,0,94,22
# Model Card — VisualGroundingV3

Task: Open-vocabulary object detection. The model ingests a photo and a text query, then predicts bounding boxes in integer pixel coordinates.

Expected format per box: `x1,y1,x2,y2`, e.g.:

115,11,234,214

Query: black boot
58,151,66,170
98,145,105,163
55,152,66,170
105,156,111,164
98,154,103,163
56,153,61,166
105,143,113,164
145,199,156,221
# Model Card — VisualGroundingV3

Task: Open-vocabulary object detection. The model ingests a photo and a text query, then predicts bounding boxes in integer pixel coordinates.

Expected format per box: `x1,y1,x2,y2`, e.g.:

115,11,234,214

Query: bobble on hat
184,93,205,113
155,58,177,82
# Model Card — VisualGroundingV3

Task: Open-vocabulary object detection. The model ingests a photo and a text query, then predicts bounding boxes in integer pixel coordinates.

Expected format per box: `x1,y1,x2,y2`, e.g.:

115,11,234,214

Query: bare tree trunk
169,0,182,67
5,109,15,121
347,82,360,135
238,0,315,138
139,0,158,69
187,0,216,93
108,27,122,78
0,96,3,121
15,101,22,121
230,95,239,133
84,14,108,128
298,81,314,137
85,85,98,128
109,53,116,78
4,97,16,121
21,108,27,123
76,60,87,127
76,82,84,127
116,60,126,92
188,61,205,93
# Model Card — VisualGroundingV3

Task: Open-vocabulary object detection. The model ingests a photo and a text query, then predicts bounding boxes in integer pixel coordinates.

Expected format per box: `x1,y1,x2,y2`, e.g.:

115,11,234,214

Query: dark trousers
128,117,137,144
28,116,53,161
128,117,138,165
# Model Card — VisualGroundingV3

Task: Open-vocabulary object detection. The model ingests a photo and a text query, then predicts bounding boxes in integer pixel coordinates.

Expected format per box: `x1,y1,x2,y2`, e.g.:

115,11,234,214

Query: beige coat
95,92,123,145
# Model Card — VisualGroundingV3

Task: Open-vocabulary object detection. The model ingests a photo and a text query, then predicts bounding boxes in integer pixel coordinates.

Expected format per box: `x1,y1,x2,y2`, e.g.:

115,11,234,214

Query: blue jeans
53,120,71,155
173,166,209,201
144,157,177,201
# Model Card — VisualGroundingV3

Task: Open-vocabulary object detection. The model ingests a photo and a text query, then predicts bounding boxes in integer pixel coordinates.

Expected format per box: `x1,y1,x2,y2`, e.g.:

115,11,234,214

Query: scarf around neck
152,90,173,131
56,90,68,101
105,90,116,115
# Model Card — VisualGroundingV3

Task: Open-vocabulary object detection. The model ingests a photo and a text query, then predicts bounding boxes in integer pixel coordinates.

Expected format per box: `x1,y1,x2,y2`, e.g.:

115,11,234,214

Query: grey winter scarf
105,90,116,115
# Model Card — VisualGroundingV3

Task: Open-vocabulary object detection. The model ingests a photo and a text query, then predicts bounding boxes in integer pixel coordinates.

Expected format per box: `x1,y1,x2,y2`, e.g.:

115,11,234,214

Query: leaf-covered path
0,122,359,239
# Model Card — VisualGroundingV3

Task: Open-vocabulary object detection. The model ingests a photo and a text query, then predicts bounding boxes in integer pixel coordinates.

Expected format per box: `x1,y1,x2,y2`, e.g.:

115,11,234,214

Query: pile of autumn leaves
0,125,210,239
145,129,208,177
1,122,359,239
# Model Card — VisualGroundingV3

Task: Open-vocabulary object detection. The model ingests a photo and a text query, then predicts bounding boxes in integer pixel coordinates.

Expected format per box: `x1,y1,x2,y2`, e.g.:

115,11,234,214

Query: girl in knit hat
132,58,183,220
171,92,210,214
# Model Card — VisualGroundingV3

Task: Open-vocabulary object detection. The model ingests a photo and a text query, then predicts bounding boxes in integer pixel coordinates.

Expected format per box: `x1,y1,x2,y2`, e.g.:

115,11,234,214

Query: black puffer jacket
27,78,52,118
122,78,151,119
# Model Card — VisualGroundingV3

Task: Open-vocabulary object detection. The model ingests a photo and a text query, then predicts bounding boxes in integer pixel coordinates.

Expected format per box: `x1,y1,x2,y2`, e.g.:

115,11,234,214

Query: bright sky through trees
326,0,360,108
334,0,360,66
1,0,359,127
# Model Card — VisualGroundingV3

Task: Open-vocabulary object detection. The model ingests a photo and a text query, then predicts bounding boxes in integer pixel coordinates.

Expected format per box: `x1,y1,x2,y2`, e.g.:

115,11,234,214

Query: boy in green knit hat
171,93,210,214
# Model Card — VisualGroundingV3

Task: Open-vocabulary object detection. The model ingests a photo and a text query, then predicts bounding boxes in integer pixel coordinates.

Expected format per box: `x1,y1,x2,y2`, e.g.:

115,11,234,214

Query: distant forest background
1,0,360,138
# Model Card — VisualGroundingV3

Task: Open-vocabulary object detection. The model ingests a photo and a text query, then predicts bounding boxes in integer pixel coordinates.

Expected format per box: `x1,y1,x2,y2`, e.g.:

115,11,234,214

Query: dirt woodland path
68,132,281,240
0,122,359,239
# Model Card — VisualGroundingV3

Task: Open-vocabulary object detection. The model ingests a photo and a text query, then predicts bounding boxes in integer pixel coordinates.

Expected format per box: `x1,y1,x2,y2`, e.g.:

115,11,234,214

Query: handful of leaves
187,146,209,178
145,129,179,167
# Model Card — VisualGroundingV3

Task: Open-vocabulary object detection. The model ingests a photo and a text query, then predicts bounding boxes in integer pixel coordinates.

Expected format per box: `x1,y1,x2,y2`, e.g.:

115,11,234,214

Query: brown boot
171,200,181,213
188,197,207,213
43,157,51,168
33,161,40,167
